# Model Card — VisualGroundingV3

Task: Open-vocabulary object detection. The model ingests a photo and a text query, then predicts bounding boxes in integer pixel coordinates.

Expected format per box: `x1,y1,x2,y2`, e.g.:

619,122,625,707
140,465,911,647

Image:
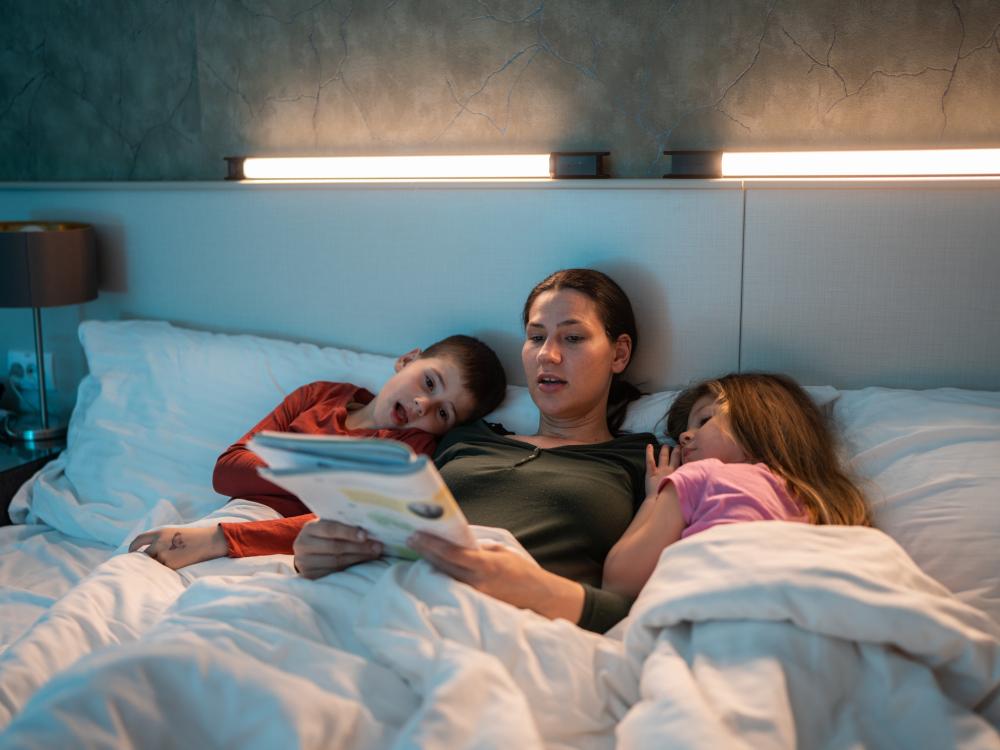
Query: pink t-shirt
659,458,809,539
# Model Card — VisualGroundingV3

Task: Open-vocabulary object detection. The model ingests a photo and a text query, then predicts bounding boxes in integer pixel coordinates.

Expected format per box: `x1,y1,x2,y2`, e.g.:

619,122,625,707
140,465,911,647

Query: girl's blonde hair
666,373,871,527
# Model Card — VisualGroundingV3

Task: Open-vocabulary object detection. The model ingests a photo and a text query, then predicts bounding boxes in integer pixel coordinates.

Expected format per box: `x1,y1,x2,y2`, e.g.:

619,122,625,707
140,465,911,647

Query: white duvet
1,522,998,749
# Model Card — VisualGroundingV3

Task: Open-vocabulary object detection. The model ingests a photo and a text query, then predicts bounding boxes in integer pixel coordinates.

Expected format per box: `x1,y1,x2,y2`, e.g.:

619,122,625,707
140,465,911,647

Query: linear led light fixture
663,148,1000,178
225,152,609,181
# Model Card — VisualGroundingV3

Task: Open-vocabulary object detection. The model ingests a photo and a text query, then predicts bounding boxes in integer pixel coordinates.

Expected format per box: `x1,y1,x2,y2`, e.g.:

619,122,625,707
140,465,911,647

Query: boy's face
372,352,476,435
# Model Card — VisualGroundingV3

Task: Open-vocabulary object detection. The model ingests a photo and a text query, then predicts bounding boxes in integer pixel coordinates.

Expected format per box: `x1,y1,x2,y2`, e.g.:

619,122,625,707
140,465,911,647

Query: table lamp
0,222,98,442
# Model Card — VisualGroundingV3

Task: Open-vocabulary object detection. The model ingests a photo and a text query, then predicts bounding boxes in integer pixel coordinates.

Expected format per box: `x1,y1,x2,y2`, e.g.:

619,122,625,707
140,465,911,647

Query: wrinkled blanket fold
1,523,998,749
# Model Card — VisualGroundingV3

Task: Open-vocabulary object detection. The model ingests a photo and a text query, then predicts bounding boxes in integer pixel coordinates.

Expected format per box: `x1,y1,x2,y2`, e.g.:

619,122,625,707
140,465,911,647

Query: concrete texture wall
2,0,998,180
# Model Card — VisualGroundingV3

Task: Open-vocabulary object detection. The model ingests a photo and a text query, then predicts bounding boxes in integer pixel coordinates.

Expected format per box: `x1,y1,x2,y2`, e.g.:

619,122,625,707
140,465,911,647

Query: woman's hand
644,442,681,498
292,518,383,579
408,532,585,623
129,525,229,569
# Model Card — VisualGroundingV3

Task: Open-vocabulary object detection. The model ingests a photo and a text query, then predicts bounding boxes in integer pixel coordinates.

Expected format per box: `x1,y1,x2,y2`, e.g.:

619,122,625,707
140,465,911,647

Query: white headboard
2,179,998,394
741,182,1000,390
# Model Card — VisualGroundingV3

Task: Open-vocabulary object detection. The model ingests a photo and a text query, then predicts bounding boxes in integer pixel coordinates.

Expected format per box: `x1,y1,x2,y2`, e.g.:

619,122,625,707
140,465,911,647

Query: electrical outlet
7,350,55,390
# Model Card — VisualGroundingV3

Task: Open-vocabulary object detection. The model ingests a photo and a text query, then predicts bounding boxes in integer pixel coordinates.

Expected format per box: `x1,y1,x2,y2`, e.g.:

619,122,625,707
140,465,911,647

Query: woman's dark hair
522,268,642,434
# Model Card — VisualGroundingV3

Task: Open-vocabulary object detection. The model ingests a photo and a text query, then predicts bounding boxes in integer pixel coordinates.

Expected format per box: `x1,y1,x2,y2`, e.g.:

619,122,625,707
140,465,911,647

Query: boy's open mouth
393,402,408,425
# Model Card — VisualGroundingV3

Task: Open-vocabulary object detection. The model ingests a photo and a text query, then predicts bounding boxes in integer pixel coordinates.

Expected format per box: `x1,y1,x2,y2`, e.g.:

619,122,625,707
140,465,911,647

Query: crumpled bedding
0,522,112,653
1,522,998,749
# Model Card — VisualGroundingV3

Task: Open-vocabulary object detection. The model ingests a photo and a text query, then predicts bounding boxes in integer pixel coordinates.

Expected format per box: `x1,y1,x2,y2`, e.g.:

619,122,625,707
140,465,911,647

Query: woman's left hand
408,532,585,623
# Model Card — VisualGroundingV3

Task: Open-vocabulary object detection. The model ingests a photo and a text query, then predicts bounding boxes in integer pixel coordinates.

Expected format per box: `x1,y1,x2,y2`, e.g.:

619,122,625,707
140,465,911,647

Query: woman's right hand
292,518,384,579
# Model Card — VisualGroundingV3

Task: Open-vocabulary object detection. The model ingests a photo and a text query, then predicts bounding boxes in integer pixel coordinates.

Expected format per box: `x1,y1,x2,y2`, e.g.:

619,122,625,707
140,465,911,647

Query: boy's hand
644,442,681,498
293,519,383,579
129,525,229,569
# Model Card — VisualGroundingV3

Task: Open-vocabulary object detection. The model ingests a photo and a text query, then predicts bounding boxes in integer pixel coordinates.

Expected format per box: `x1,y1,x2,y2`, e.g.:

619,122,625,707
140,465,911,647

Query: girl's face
678,394,749,465
521,288,630,424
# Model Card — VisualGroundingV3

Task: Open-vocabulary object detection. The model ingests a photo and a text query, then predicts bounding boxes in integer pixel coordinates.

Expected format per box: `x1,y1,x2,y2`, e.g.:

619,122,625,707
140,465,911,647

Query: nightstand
0,437,65,525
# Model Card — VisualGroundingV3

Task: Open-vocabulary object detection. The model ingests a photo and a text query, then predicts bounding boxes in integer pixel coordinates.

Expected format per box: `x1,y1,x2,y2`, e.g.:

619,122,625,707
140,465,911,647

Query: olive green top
435,420,654,633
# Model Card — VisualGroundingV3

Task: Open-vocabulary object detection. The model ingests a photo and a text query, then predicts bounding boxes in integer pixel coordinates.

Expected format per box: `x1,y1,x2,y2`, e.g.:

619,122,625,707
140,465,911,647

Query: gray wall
2,0,999,180
3,179,999,424
0,182,746,408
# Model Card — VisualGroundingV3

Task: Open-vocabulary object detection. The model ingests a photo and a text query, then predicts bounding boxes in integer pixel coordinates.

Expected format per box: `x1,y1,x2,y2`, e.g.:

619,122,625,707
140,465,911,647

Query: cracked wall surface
1,0,998,179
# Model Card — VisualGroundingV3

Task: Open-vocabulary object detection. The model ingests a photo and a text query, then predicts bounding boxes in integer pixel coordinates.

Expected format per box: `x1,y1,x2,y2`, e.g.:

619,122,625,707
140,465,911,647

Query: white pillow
621,391,676,439
492,384,839,442
835,387,1000,624
484,385,537,435
9,318,844,550
487,386,678,439
620,385,839,442
9,321,571,546
12,320,398,546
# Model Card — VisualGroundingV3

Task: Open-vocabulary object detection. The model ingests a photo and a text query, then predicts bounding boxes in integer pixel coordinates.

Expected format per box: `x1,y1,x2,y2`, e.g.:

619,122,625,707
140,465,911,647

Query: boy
129,335,506,569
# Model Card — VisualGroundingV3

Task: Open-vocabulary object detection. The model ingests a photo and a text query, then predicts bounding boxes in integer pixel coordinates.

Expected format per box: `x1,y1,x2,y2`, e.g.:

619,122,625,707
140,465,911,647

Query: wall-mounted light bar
664,148,1000,178
225,152,609,181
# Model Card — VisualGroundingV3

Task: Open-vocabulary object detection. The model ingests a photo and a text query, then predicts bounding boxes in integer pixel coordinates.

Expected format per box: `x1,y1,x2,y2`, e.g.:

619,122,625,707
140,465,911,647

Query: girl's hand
644,443,681,498
408,532,585,623
292,518,383,579
128,525,229,569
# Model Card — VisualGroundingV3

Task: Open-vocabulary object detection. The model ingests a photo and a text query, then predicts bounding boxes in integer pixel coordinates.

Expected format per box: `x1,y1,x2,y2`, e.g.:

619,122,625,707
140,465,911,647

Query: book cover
249,431,476,559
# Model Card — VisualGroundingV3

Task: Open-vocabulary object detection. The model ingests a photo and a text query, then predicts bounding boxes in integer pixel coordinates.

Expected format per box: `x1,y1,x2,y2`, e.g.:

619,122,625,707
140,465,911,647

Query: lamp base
2,413,67,443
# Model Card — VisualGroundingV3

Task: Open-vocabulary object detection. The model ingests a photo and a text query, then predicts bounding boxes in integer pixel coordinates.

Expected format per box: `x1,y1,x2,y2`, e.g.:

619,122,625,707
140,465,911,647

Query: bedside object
0,437,64,525
0,221,99,442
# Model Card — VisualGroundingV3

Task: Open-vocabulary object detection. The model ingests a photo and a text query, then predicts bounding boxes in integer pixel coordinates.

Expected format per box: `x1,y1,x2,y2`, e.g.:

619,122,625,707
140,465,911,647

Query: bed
0,180,998,748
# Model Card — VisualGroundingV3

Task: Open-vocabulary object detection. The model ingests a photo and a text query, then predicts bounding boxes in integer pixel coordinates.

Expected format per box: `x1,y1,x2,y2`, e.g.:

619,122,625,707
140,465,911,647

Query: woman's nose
538,339,561,363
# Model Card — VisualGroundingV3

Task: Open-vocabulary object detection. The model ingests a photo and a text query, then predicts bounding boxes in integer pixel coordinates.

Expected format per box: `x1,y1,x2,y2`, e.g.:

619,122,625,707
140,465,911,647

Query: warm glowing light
721,148,1000,177
240,155,552,181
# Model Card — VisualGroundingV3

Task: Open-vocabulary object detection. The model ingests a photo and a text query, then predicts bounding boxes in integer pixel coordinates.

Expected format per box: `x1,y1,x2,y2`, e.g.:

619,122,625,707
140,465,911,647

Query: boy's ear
394,348,422,372
611,333,632,374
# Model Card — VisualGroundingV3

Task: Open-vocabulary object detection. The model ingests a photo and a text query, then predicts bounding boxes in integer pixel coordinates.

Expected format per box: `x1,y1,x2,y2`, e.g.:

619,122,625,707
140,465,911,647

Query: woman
294,269,656,632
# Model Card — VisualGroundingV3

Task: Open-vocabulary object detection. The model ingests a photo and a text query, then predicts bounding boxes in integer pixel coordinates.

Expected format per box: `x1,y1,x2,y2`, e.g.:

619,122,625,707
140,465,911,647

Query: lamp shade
0,222,98,308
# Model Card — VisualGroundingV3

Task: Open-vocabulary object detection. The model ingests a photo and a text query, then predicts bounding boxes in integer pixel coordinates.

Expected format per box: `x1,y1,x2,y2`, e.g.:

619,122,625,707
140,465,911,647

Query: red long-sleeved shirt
213,381,436,557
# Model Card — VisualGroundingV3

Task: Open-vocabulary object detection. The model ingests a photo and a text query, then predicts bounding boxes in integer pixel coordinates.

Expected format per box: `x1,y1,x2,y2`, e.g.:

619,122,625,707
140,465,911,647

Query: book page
259,460,476,559
251,430,414,467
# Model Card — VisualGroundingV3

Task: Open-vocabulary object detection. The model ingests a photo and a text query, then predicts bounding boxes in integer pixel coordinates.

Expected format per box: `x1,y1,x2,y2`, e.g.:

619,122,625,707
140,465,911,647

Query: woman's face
521,288,631,424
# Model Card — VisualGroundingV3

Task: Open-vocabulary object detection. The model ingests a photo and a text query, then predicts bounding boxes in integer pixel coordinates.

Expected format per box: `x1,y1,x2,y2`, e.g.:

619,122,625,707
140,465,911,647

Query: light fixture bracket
549,152,610,179
224,156,245,181
662,151,722,179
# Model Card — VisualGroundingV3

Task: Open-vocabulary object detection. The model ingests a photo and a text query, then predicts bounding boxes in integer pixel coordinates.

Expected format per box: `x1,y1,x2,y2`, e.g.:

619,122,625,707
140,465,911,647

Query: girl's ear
394,348,422,372
611,334,632,374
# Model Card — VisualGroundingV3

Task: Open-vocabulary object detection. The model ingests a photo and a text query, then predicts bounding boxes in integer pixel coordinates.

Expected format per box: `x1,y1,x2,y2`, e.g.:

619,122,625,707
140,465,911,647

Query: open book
248,430,476,559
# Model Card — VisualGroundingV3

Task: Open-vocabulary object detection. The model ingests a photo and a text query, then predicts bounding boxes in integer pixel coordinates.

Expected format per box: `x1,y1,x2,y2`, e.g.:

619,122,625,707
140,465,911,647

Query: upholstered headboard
2,179,998,393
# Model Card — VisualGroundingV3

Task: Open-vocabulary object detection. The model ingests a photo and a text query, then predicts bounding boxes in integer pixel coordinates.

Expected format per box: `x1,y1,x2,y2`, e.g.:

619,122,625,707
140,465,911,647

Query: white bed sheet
0,523,111,653
1,523,997,749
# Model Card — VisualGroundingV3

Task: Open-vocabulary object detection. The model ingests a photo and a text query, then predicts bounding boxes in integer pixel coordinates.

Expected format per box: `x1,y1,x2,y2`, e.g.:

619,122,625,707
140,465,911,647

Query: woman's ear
394,348,422,372
611,334,632,374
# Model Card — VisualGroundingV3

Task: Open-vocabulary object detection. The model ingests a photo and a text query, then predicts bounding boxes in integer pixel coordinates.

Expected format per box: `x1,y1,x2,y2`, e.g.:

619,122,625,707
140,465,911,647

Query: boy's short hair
419,335,506,424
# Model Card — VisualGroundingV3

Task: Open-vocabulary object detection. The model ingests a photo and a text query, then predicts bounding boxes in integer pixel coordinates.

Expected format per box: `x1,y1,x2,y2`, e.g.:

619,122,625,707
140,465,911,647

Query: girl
603,372,871,598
